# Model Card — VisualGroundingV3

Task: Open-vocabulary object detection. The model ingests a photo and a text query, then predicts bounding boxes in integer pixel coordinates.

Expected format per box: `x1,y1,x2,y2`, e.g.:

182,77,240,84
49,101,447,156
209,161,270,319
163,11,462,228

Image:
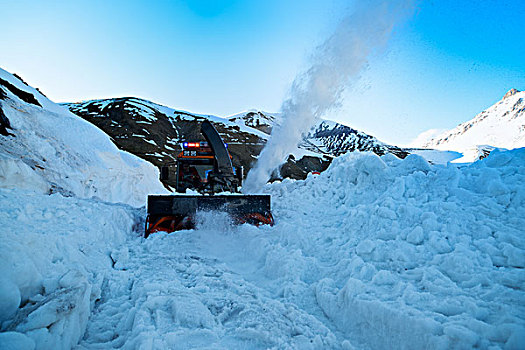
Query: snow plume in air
243,0,415,193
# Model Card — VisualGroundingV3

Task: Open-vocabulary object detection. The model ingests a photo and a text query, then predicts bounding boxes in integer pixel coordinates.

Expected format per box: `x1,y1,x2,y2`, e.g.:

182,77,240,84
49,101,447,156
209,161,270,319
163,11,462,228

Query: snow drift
255,149,525,349
110,148,523,349
0,190,140,350
0,68,166,349
0,68,166,207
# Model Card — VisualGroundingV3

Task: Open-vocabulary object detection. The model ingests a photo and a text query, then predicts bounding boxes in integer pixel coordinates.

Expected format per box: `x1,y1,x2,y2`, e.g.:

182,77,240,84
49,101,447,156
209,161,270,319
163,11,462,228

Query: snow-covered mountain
423,88,525,161
0,69,166,206
228,110,408,157
301,120,407,158
63,98,408,185
62,98,273,187
227,109,281,135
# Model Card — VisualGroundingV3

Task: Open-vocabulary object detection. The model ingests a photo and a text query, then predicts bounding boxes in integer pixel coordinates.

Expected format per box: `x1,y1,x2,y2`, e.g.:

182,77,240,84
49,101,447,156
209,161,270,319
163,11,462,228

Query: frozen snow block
0,332,35,350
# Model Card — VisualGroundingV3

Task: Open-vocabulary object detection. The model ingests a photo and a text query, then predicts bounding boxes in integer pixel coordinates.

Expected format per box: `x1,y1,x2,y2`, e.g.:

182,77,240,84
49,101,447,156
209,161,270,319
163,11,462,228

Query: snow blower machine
145,120,274,237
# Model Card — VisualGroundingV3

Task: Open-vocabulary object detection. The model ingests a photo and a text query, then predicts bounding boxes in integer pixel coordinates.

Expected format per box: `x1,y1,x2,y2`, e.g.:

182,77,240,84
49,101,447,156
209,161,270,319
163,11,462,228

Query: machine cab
162,141,241,193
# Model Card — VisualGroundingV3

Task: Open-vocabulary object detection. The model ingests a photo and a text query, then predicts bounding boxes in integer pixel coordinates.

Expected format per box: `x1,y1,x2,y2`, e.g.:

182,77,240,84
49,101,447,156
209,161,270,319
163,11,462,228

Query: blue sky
1,0,524,145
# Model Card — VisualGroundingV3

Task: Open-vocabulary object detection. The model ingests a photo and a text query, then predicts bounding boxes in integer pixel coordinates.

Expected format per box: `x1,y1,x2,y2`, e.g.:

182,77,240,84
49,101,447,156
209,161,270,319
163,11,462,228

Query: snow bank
0,189,140,350
197,148,525,349
0,68,167,207
263,149,525,349
3,147,522,349
0,68,168,349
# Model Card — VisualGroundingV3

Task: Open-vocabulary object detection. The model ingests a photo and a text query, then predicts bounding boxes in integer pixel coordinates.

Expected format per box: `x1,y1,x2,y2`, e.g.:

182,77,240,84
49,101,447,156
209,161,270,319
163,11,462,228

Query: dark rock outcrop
64,98,265,188
0,77,42,107
64,98,408,187
0,87,14,136
0,103,14,136
503,88,520,99
278,155,331,180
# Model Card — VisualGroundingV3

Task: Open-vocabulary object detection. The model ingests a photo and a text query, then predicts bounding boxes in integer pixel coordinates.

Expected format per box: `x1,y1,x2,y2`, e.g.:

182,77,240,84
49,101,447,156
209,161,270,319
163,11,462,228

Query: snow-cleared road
79,219,349,349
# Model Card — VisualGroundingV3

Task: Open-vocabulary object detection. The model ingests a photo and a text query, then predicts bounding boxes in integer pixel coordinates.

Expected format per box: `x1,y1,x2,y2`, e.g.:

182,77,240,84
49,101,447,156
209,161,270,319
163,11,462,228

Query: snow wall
259,149,525,349
0,68,167,207
0,190,141,350
1,148,524,349
0,68,166,349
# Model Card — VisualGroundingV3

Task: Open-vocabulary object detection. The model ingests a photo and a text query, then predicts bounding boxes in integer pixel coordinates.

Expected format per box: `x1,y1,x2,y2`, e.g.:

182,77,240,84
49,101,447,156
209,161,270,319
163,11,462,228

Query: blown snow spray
243,0,415,193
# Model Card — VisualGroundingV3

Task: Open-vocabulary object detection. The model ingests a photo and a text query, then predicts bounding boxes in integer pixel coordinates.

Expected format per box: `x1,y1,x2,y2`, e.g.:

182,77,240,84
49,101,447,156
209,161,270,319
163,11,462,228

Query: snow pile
0,68,166,207
0,68,168,349
0,189,141,350
423,89,525,162
403,148,463,165
253,149,525,349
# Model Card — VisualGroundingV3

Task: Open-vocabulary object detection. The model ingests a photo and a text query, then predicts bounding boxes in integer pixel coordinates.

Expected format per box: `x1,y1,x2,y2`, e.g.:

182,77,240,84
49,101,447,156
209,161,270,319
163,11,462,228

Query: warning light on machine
182,141,225,148
183,142,201,148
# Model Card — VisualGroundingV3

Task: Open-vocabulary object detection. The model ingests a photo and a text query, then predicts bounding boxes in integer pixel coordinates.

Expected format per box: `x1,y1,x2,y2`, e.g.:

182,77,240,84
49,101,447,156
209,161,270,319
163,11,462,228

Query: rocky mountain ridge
63,98,408,187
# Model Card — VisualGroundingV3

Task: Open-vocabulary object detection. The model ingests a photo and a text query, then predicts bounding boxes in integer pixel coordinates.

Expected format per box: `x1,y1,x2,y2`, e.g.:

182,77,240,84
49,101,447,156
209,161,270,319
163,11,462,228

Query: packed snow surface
2,148,524,349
